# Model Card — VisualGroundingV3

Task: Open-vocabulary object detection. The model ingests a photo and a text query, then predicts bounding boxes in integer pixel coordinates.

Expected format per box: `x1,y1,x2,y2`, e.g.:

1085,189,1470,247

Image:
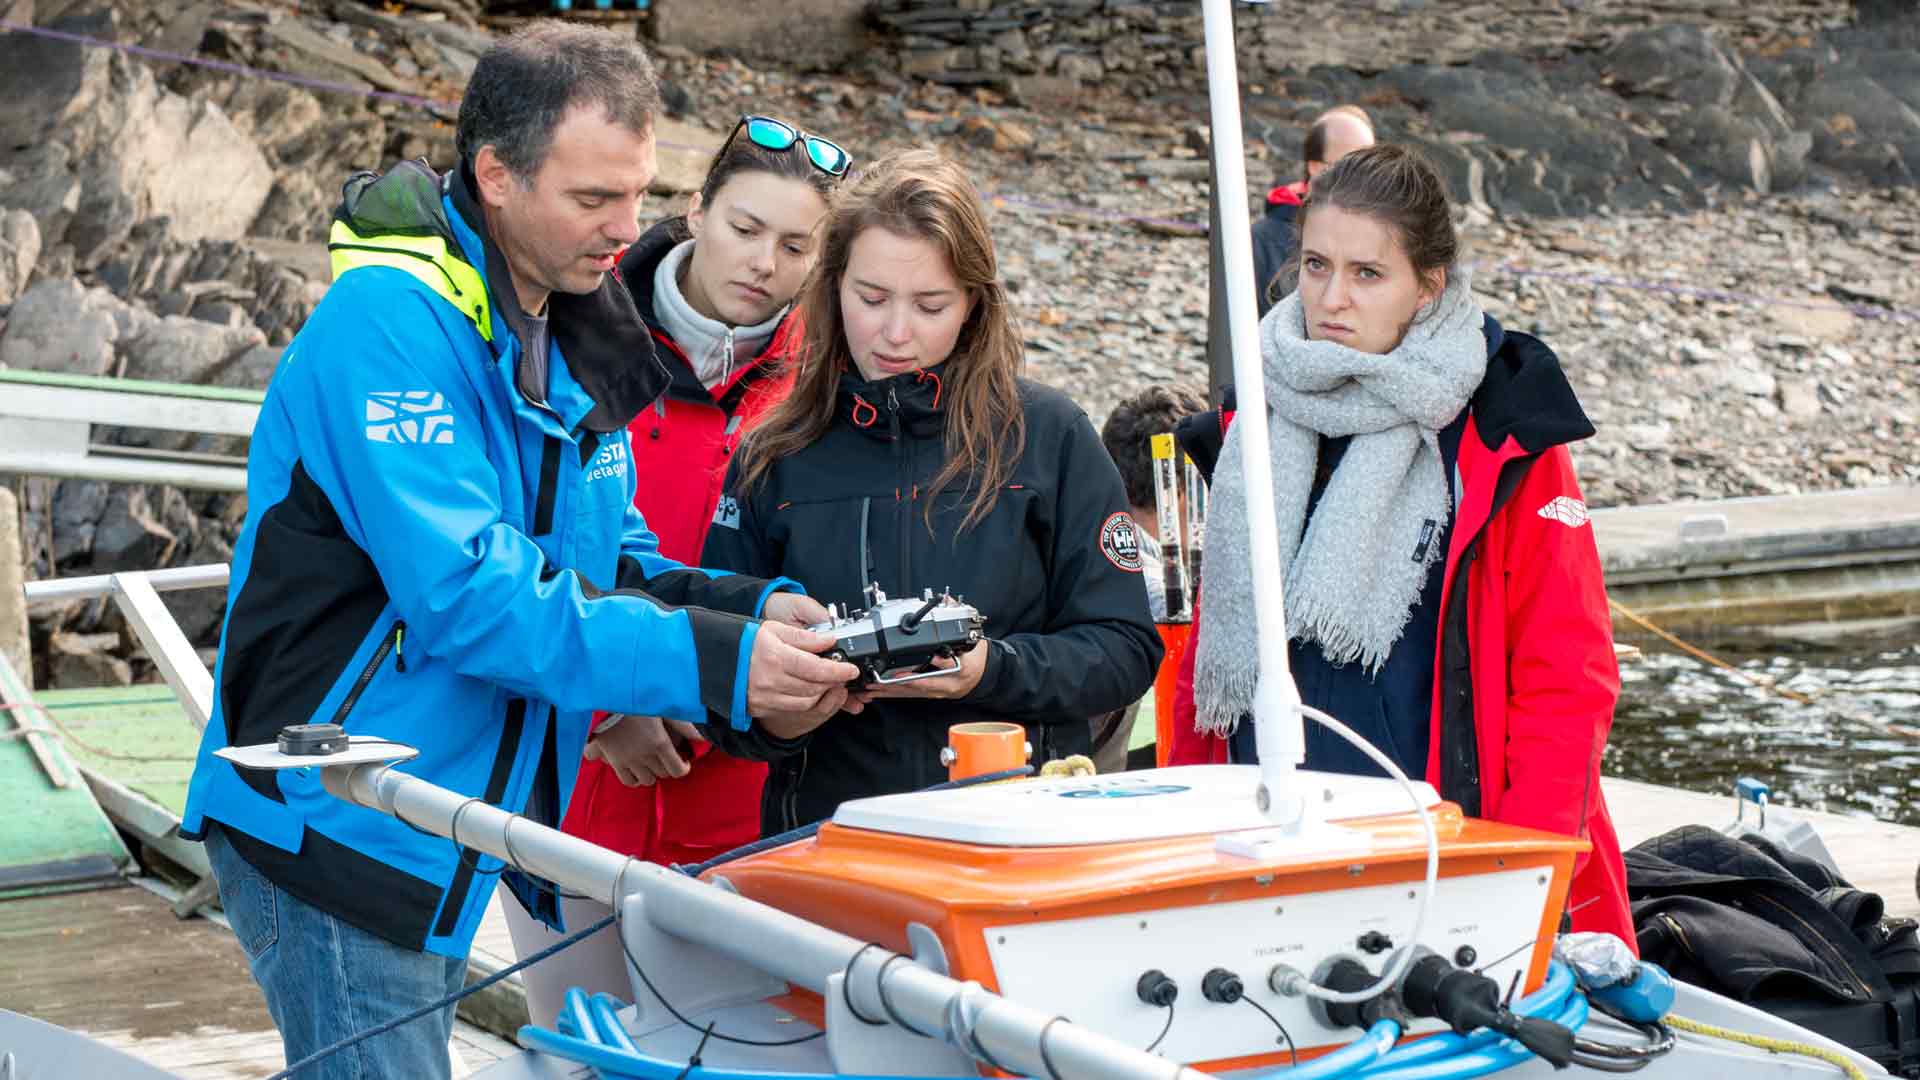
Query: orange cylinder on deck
943,721,1028,781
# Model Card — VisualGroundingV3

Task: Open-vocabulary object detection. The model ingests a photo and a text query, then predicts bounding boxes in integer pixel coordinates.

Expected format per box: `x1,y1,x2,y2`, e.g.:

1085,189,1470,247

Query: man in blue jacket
180,22,860,1078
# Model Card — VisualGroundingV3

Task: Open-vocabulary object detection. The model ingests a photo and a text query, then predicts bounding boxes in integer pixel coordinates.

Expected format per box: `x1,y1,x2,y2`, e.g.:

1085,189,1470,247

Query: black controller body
808,586,984,687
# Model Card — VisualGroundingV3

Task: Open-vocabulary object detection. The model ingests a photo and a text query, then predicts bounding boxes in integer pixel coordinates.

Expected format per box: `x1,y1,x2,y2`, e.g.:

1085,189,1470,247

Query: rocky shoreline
1,0,1916,687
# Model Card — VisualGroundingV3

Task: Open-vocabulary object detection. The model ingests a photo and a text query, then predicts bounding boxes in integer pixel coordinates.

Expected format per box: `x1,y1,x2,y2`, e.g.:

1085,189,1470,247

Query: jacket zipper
888,386,912,593
330,620,407,724
784,748,809,832
859,496,875,587
1656,913,1698,963
1752,893,1876,999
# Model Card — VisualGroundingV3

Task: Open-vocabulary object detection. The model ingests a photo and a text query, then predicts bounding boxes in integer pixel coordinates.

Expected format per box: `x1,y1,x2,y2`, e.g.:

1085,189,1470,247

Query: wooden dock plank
0,884,513,1079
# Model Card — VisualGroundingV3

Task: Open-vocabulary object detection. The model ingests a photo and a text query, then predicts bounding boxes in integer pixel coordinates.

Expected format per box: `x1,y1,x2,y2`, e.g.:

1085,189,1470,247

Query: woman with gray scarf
1180,145,1636,948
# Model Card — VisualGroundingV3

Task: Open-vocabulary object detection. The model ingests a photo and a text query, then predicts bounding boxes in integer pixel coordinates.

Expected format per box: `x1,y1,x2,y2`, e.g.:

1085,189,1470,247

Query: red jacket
1170,321,1635,948
559,220,796,865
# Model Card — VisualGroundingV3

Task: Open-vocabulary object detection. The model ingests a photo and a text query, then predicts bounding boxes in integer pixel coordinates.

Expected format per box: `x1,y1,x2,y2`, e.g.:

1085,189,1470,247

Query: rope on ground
1606,598,1817,706
0,700,199,762
1665,1013,1870,1080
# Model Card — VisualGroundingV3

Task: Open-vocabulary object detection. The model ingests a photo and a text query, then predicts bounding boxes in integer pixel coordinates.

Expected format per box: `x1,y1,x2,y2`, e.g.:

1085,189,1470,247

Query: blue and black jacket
182,160,795,958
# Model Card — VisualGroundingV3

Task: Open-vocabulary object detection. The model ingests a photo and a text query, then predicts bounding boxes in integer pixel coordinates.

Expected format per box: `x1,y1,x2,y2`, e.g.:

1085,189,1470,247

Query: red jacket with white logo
1170,320,1635,949
559,219,796,866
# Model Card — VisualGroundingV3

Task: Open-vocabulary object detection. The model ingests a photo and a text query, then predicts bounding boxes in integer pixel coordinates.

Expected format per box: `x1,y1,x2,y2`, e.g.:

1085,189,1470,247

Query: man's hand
862,641,989,701
747,621,863,739
762,591,831,628
583,715,703,787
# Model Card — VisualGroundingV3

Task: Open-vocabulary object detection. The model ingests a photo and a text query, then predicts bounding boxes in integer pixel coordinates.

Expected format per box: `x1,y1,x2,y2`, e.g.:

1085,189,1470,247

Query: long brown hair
734,148,1026,531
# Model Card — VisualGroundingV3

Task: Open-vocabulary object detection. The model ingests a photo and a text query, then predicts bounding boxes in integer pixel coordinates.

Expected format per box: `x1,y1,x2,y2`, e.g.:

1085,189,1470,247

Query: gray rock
1056,53,1104,83
0,277,121,376
90,487,177,573
48,479,110,569
1605,26,1742,109
1711,365,1778,398
1798,71,1920,179
0,15,113,153
1665,107,1783,192
118,315,267,386
0,143,82,249
1779,378,1823,418
5,36,274,267
47,630,133,688
0,210,40,306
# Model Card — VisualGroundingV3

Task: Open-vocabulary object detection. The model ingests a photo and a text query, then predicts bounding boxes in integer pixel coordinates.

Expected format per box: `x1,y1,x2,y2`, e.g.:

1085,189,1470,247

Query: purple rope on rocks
5,19,1918,326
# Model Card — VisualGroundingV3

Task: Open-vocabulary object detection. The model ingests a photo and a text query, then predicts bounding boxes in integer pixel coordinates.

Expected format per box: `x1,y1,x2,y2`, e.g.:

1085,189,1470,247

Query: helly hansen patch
712,495,741,530
1100,511,1143,573
1537,496,1591,528
366,391,454,444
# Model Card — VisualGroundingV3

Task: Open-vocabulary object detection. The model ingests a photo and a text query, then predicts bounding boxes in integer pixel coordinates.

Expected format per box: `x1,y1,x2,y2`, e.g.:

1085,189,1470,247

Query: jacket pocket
330,620,406,726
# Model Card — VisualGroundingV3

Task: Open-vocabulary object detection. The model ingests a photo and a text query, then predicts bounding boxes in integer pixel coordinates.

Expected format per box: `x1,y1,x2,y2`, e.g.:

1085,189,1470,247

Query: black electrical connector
1200,968,1244,1004
1317,958,1384,1030
1356,931,1393,955
1137,970,1179,1008
1400,954,1576,1070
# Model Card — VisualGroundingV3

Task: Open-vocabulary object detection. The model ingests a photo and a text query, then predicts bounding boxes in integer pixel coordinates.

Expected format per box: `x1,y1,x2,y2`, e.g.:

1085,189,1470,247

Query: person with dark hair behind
1251,105,1375,316
1096,384,1208,771
179,24,861,1077
1181,144,1636,948
704,148,1162,829
504,114,852,1029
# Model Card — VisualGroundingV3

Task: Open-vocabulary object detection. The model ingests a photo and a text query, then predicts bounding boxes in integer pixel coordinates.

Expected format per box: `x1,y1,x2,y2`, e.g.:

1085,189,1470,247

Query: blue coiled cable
522,961,1593,1080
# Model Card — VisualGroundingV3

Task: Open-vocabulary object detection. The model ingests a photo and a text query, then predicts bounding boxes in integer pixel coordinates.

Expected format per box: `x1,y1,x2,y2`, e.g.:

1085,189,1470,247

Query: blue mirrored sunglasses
730,114,852,177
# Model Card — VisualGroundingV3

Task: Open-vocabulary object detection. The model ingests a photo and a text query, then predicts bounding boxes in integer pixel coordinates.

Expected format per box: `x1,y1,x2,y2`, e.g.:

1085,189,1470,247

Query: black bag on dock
1628,825,1920,1076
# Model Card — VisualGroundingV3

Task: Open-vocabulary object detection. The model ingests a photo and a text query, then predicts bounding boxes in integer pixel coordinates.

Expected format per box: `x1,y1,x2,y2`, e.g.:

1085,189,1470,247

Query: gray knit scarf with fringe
1192,271,1487,736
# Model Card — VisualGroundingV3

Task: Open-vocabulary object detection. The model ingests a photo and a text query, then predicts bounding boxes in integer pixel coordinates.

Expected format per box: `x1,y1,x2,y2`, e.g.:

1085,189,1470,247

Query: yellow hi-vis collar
327,220,493,343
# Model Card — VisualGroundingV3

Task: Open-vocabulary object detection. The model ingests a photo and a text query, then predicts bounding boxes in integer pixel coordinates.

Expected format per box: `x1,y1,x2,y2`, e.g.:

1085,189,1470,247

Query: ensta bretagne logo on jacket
366,391,455,445
584,438,628,484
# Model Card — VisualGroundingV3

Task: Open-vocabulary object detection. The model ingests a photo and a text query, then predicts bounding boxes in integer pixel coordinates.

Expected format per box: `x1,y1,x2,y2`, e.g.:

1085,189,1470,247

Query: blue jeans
204,824,467,1079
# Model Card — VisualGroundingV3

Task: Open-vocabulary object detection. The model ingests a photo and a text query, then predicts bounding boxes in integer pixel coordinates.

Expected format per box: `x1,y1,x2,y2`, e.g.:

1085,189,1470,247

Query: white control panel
832,765,1440,847
983,866,1554,1064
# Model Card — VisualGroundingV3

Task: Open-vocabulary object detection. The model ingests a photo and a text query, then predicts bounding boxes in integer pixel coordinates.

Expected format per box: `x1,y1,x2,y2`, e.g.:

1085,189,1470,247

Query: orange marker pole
1152,622,1193,767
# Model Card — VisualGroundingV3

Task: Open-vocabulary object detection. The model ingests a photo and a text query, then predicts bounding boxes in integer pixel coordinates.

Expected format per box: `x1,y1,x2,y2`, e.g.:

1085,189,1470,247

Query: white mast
1198,0,1309,830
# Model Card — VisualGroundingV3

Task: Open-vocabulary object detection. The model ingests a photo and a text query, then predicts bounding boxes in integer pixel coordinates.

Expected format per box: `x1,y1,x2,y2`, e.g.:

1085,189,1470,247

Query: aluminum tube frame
22,563,231,602
322,762,1203,1080
1199,0,1307,821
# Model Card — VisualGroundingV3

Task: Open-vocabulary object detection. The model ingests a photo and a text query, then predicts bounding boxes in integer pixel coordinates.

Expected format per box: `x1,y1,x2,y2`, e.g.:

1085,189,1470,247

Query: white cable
1283,703,1439,1005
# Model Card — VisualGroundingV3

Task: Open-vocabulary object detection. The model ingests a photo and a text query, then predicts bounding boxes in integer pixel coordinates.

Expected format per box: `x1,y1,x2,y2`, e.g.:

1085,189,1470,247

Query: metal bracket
825,942,975,1079
906,922,950,976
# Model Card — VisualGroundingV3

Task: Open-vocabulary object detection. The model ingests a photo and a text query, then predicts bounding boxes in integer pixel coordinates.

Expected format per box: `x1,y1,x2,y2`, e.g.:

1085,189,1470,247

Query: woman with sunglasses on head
1181,144,1634,946
697,148,1163,832
504,115,852,1027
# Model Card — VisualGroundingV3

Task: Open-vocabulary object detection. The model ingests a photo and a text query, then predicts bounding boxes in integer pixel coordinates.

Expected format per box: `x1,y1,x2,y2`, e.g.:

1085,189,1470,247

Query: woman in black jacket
702,148,1162,832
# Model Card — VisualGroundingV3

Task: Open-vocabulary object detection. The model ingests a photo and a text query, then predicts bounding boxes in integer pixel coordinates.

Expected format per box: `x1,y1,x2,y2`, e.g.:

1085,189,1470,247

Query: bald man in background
1251,105,1375,316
